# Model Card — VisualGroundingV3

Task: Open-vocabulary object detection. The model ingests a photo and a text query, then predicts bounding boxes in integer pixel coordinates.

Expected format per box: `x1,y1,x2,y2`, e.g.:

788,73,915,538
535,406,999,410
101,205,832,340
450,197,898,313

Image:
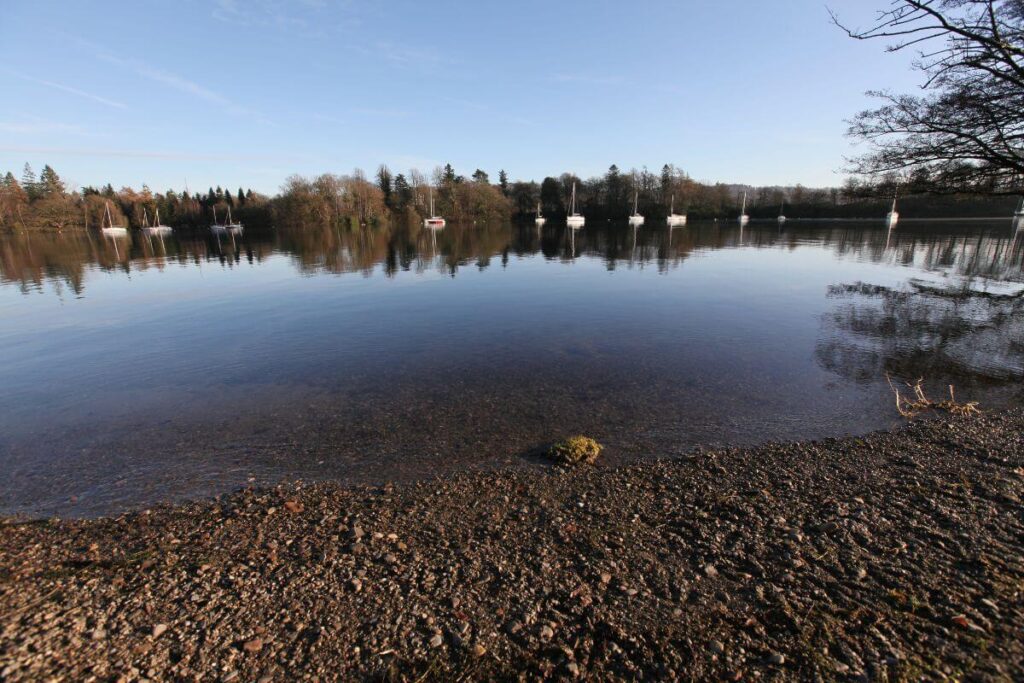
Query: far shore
2,411,1022,680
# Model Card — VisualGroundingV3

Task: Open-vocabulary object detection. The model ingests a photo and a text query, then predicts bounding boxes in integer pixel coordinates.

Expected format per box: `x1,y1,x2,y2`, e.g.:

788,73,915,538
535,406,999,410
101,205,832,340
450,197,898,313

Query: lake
1,219,1022,516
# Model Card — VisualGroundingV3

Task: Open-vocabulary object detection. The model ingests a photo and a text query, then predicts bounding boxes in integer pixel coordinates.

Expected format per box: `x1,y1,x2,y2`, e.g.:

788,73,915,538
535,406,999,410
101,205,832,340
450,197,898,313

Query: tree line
0,163,270,232
3,160,1019,234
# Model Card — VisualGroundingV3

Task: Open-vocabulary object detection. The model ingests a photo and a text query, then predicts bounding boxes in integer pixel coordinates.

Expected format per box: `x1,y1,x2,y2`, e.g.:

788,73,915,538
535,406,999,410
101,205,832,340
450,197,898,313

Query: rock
567,662,580,677
283,500,304,513
599,572,612,584
351,526,365,540
384,553,397,564
767,653,786,665
243,637,263,653
540,625,554,640
703,564,719,578
221,672,238,682
709,640,725,655
151,624,168,639
429,633,443,648
472,644,486,657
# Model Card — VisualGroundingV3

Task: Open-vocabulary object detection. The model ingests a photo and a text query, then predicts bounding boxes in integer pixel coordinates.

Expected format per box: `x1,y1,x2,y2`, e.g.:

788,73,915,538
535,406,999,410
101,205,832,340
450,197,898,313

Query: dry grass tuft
887,376,981,419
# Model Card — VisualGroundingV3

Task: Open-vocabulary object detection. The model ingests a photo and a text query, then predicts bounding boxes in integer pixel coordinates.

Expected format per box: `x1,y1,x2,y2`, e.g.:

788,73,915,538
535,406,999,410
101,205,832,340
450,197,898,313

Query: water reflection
1,220,1022,516
4,221,1023,294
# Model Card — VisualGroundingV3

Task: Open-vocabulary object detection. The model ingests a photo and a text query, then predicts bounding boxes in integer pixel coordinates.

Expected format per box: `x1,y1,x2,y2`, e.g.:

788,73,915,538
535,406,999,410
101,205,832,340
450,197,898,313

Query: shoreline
2,412,1022,680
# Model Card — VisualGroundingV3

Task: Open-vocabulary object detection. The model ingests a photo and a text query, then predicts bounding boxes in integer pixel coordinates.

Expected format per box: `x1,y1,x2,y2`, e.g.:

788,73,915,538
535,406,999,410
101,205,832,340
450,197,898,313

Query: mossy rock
548,436,603,465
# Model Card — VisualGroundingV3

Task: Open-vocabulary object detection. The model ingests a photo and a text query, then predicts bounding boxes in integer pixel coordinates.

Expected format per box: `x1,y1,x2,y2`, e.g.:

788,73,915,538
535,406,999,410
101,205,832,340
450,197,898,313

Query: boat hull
566,215,585,229
102,227,128,238
628,216,645,227
143,226,173,236
424,218,446,229
667,215,687,227
739,215,750,226
535,218,546,227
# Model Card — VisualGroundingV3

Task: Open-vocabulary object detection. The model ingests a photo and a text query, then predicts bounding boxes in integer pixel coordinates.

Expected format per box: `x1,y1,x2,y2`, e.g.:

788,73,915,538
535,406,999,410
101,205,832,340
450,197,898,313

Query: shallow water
2,219,1022,516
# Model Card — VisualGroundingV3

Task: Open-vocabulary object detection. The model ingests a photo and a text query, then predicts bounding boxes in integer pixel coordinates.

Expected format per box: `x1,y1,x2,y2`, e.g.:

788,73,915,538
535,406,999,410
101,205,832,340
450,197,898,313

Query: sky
0,0,924,195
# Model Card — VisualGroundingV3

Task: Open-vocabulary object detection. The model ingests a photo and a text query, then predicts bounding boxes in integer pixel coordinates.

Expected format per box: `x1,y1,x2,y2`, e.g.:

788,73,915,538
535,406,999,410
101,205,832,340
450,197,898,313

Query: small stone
472,644,486,657
221,672,238,682
768,653,786,665
567,662,580,677
709,640,725,655
384,553,397,564
429,633,443,648
350,578,363,593
151,624,168,639
540,625,554,640
703,564,719,578
283,500,303,513
599,572,612,584
351,526,365,540
243,637,263,653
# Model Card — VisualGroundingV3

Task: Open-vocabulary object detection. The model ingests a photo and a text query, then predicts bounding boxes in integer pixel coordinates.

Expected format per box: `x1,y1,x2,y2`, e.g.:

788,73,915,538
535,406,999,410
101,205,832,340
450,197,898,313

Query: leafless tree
832,1,1024,193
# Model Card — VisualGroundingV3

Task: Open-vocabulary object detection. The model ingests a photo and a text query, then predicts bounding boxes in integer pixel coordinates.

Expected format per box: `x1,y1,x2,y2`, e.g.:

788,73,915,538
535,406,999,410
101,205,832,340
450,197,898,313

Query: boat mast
570,183,577,215
741,192,747,215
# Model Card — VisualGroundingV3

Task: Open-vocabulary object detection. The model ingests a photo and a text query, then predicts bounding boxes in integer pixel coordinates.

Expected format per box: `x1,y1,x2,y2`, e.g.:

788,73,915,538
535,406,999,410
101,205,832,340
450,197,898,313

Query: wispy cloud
96,53,271,124
0,145,304,163
549,73,624,87
212,0,362,35
5,70,127,109
351,107,410,119
0,120,86,135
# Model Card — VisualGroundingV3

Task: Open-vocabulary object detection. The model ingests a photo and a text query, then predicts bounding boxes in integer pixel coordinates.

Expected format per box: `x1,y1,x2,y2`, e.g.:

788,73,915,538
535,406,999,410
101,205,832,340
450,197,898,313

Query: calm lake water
2,219,1022,516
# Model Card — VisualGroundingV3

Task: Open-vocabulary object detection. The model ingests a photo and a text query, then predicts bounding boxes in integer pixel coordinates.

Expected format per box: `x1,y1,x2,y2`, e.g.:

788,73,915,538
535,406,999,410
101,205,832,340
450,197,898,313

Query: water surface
2,220,1022,516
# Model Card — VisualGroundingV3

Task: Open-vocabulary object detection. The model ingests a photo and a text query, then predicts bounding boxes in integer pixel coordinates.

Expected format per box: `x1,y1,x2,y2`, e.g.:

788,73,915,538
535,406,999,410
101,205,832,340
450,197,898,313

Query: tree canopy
833,0,1024,193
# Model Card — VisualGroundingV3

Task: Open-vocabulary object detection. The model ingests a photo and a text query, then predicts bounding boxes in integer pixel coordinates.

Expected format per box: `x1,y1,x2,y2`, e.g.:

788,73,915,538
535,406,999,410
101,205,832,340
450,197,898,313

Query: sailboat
535,201,546,227
886,189,899,229
210,206,227,234
667,194,687,227
423,188,445,229
738,192,750,226
143,208,173,236
777,199,787,225
224,206,243,235
628,190,645,227
566,182,585,228
101,201,128,238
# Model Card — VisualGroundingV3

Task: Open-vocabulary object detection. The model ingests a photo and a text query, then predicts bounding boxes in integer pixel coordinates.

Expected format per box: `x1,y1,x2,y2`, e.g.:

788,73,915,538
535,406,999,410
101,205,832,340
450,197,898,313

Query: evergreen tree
498,169,509,196
21,163,38,200
237,188,245,205
215,186,224,200
207,188,216,203
225,188,234,206
442,163,456,184
376,165,393,207
393,173,411,210
1,171,13,188
471,169,489,184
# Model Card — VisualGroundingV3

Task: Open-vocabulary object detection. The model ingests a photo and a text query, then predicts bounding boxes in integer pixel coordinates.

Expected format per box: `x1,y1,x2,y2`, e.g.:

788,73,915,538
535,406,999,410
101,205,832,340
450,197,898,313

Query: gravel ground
2,411,1023,681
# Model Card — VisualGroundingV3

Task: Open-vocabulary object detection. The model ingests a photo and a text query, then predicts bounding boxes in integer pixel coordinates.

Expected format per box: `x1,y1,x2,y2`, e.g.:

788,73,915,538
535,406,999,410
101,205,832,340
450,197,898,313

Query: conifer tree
21,163,38,200
237,188,245,205
498,169,509,195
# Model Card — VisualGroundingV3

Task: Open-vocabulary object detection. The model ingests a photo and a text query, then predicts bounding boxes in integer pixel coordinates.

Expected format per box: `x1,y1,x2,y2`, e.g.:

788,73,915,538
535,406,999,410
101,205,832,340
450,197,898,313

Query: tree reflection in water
818,278,1024,392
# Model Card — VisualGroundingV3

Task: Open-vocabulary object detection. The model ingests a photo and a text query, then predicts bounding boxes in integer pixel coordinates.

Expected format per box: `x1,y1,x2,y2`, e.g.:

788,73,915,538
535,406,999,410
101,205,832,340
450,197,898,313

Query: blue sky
0,0,922,194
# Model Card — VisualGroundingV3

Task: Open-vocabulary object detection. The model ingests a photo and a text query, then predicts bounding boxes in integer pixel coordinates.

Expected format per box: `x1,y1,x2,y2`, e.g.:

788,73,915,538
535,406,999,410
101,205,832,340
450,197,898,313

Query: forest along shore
2,412,1022,681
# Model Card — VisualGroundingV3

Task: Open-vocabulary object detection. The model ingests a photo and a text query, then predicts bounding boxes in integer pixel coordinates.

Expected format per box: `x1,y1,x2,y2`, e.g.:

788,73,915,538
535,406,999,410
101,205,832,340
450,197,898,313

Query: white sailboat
777,199,787,225
423,188,446,229
667,194,687,227
101,201,128,238
224,206,243,235
886,190,899,229
143,208,173,236
566,182,585,228
628,190,645,227
738,191,750,226
210,206,227,234
535,201,546,227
